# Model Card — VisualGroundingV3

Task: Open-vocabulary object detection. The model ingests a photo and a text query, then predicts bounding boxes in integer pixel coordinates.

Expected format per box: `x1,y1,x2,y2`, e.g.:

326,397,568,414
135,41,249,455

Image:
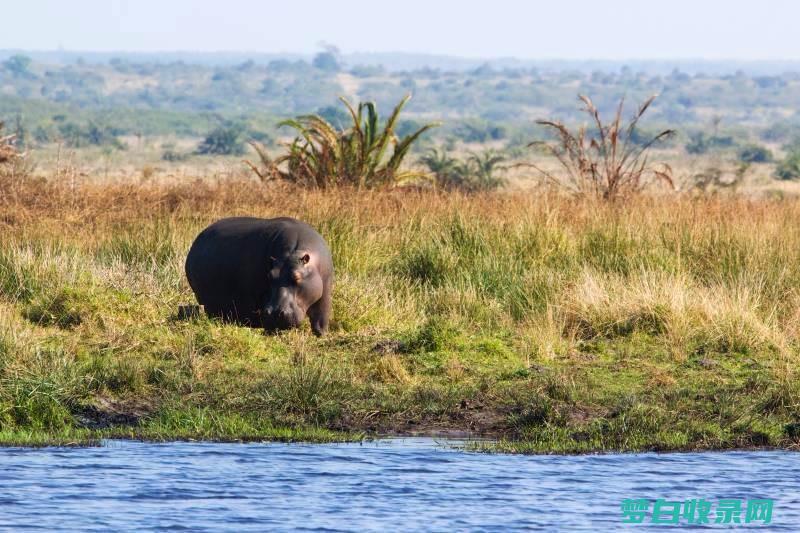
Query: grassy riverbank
2,177,800,452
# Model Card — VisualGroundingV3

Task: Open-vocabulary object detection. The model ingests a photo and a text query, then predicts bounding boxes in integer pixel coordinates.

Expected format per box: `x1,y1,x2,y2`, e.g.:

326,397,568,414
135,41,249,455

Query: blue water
0,438,797,531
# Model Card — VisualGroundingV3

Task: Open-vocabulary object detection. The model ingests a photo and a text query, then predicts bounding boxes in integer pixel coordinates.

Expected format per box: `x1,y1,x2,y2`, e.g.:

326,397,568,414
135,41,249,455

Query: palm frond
247,96,438,189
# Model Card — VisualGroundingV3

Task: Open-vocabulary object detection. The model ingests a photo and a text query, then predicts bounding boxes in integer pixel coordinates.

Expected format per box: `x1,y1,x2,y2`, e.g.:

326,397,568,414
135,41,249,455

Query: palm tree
467,150,507,190
419,148,508,192
247,95,439,189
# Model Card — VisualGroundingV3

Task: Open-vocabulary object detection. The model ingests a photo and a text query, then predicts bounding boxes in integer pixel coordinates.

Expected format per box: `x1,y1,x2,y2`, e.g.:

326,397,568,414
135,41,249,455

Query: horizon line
4,48,800,64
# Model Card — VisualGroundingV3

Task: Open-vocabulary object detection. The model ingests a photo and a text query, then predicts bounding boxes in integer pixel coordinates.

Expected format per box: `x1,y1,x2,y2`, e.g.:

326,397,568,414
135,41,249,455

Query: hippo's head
261,250,324,331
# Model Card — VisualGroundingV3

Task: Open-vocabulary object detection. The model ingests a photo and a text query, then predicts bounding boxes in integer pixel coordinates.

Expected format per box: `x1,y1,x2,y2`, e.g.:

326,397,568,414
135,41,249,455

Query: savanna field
3,173,800,453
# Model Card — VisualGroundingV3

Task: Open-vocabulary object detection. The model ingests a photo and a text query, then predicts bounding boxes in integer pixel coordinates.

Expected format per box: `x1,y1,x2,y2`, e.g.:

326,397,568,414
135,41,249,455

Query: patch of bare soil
74,396,155,430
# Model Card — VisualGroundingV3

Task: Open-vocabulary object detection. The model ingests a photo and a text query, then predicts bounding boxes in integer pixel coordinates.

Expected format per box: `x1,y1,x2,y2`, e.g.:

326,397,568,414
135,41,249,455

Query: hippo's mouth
261,312,303,332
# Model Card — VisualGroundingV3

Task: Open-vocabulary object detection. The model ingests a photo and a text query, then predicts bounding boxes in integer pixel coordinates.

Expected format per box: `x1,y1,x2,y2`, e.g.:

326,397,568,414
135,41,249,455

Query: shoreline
3,426,800,456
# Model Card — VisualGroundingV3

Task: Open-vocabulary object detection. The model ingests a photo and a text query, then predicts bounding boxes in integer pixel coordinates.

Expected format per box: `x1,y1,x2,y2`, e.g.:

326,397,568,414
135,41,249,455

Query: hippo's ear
267,256,276,268
301,253,310,265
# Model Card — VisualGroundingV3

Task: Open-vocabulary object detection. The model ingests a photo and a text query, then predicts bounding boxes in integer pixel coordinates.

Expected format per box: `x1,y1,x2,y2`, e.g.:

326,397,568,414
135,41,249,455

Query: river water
0,438,797,531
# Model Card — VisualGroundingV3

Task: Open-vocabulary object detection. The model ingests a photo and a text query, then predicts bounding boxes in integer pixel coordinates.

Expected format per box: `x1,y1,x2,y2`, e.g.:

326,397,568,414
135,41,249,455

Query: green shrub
57,121,125,149
685,132,710,155
196,124,245,156
454,120,507,143
738,144,773,163
2,55,32,77
685,132,735,155
161,143,188,162
775,152,800,180
312,52,340,72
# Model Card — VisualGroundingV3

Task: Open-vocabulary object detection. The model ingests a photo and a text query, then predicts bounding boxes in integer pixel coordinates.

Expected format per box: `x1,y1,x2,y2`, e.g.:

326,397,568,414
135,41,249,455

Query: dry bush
0,123,35,204
1,121,39,200
531,95,675,200
0,121,20,165
0,121,28,185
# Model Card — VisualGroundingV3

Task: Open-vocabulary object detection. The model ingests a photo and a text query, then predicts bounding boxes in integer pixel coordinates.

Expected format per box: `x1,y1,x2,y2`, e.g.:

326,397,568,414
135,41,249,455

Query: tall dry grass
4,177,799,355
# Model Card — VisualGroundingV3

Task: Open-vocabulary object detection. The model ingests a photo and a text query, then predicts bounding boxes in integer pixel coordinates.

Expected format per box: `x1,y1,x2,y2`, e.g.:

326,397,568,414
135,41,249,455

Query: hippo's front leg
307,290,332,336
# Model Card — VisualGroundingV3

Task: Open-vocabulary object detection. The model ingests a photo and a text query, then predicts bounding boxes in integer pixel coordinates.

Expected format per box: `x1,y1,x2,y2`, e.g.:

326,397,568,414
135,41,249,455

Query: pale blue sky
4,0,799,60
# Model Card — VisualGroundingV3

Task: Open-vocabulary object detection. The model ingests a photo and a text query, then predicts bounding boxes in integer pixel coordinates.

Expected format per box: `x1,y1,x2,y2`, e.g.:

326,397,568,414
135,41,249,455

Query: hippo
185,217,333,336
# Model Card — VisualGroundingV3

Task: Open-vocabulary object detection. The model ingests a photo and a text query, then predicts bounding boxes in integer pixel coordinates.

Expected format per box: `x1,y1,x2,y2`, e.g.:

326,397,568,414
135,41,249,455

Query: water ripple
0,439,798,530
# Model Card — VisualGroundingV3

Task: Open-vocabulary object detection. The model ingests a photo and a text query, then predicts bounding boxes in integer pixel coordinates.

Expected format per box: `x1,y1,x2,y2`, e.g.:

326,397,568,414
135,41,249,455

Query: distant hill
3,49,800,75
3,47,800,154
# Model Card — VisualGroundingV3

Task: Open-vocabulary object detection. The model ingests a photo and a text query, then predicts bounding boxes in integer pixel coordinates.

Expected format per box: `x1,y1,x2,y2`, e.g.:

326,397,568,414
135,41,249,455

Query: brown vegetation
0,121,21,166
532,95,675,200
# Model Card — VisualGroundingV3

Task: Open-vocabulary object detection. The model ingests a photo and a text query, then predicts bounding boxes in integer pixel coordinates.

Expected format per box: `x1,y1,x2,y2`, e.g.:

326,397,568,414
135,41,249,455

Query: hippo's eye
301,254,310,265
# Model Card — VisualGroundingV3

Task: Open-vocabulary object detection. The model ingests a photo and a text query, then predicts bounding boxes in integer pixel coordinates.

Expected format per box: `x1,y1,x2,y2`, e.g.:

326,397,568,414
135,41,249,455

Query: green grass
2,184,800,451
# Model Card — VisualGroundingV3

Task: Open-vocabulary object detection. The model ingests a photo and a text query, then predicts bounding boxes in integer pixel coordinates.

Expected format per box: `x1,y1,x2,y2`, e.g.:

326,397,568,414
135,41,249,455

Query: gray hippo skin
185,217,333,336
